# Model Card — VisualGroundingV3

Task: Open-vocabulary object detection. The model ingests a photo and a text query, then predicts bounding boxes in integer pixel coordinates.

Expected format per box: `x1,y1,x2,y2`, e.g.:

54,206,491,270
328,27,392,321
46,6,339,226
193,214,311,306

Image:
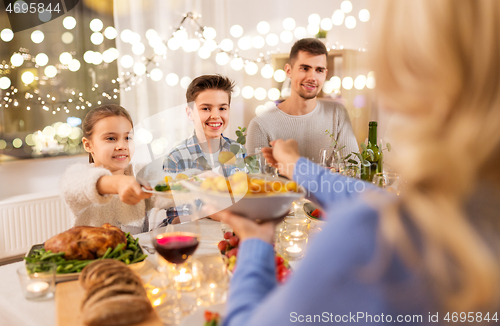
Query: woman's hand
97,175,153,205
211,210,276,244
261,139,301,180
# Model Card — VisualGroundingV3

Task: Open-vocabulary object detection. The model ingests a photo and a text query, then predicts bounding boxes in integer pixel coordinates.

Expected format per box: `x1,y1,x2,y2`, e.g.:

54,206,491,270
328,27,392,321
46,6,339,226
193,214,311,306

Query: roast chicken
44,223,127,260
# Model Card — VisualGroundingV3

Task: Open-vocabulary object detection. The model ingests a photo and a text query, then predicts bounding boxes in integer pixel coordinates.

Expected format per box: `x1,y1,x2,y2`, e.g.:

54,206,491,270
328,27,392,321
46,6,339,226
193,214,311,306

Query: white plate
179,303,226,326
142,169,203,198
182,174,305,220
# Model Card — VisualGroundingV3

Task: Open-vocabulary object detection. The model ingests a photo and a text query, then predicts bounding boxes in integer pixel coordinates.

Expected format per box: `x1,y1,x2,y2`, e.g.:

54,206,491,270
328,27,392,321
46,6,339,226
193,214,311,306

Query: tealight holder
279,230,308,261
194,254,228,307
283,216,310,236
17,262,56,300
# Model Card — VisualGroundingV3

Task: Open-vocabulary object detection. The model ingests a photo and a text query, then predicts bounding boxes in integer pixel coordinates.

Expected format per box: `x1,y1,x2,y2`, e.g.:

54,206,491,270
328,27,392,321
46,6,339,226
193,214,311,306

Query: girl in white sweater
60,105,153,234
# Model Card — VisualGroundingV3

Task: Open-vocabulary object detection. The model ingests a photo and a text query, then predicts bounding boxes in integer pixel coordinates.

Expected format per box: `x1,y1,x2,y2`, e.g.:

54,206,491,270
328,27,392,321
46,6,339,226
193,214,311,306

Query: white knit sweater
60,163,153,234
246,100,359,162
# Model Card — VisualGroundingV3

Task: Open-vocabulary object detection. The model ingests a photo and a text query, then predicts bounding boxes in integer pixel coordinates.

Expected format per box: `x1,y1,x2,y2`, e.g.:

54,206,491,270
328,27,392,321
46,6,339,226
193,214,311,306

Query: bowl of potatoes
181,172,305,220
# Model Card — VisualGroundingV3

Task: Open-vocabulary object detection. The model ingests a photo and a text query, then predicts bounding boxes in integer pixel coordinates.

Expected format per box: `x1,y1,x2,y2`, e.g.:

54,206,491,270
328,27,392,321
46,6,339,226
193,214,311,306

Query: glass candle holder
17,262,56,300
194,254,228,307
279,230,308,261
283,216,310,237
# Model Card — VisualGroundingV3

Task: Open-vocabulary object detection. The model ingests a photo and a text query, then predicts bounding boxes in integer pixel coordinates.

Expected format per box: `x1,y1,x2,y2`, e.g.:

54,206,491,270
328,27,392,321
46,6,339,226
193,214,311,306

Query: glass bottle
361,121,383,181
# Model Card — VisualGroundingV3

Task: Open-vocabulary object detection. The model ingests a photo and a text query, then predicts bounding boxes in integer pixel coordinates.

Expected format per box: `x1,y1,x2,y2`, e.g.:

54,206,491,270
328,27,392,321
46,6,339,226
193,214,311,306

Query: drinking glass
318,148,342,172
17,262,56,300
151,220,201,324
194,254,228,306
254,147,278,176
372,172,403,195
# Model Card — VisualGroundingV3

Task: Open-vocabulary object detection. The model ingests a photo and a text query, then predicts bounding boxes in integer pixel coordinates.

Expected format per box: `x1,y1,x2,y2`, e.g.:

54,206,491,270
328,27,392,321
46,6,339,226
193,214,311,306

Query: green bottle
361,121,383,181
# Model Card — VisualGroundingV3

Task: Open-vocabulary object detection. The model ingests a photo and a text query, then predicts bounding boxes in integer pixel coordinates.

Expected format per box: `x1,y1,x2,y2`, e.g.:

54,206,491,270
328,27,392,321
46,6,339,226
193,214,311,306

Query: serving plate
141,169,203,199
182,174,305,220
25,243,147,283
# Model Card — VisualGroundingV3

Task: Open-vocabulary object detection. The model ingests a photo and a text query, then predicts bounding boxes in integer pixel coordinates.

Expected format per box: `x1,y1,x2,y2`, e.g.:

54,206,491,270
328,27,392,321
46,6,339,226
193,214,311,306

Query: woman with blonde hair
213,1,500,325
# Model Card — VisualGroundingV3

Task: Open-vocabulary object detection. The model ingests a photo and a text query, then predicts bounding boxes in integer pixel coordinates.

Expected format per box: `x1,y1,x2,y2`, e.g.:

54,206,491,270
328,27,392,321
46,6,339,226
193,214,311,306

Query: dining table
0,213,314,326
0,218,226,326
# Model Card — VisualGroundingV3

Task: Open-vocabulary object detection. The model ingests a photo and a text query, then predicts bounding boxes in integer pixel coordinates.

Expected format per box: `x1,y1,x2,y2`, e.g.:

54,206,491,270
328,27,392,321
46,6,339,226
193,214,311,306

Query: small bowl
303,202,326,225
182,174,305,221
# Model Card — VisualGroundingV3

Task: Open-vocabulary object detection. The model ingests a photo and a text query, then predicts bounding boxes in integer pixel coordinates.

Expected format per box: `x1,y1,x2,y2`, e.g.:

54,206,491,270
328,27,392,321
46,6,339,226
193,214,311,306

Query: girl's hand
97,175,152,205
261,139,301,180
211,210,277,244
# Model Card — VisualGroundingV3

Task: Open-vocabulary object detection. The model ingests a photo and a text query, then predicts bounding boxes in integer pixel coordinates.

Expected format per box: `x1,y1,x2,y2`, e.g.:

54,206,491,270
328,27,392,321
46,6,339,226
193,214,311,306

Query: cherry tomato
275,256,284,266
229,236,239,247
224,231,232,240
218,240,228,252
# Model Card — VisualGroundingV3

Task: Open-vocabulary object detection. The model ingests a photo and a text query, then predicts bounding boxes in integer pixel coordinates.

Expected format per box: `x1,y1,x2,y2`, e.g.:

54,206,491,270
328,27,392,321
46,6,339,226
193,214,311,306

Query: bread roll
79,260,153,326
82,295,152,326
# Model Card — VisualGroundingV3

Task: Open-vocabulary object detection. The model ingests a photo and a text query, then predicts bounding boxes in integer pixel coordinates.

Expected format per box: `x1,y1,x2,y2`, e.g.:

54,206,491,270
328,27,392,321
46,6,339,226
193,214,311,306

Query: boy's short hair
289,38,328,66
186,75,235,105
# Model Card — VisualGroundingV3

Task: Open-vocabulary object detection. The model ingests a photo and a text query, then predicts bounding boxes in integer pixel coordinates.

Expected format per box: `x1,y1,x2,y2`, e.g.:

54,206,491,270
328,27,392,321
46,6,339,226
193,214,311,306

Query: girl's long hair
371,0,500,312
82,104,133,163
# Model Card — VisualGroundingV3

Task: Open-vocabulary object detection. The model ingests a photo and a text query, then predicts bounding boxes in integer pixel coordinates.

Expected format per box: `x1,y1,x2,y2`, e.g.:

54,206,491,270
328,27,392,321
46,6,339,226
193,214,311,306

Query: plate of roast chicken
24,223,148,282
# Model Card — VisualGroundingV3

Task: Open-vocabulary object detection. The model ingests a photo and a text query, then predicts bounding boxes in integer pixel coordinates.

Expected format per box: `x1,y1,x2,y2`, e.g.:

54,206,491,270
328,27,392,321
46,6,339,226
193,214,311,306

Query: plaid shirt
160,132,245,226
163,132,245,177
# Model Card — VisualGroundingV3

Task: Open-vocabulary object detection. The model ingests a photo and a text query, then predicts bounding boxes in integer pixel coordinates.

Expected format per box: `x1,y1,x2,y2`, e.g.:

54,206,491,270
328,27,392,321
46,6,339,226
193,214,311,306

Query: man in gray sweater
246,38,359,163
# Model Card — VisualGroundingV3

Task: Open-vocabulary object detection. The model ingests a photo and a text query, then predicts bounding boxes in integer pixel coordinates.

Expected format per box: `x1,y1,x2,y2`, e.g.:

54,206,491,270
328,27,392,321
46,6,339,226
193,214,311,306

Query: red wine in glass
153,232,199,264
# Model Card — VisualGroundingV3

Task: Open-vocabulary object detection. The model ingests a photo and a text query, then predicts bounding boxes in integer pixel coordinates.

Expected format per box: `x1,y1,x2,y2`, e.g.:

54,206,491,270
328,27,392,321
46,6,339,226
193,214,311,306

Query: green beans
24,233,147,274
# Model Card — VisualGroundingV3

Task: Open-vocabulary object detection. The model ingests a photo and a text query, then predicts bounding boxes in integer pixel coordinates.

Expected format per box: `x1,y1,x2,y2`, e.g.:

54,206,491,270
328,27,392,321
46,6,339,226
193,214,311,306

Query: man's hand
261,139,301,180
97,175,153,205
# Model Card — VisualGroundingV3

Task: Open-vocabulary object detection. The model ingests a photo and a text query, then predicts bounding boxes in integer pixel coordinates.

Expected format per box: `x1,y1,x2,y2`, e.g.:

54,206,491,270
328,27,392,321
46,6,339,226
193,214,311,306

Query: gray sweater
246,100,359,162
60,163,152,234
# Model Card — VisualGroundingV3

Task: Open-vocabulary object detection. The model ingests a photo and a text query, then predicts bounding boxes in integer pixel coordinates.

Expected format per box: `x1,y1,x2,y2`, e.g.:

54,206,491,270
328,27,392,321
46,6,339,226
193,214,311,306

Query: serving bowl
182,174,305,220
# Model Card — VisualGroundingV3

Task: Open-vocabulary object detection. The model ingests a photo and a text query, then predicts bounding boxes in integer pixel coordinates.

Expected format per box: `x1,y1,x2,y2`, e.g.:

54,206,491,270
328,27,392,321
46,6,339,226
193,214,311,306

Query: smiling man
246,38,359,162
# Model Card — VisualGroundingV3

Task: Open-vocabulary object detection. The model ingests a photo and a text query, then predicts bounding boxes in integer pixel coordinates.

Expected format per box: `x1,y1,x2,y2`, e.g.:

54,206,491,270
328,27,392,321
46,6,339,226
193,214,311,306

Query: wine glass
254,147,278,176
150,210,201,324
372,172,403,195
318,148,342,172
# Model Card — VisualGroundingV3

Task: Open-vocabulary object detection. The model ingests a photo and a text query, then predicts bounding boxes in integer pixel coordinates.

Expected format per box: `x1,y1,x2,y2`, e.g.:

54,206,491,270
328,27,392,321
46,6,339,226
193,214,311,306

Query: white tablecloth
0,219,223,326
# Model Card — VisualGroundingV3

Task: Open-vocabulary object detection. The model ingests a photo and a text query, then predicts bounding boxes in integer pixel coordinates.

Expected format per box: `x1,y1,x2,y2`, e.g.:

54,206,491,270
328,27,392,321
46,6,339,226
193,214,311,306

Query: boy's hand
261,139,301,180
97,175,152,205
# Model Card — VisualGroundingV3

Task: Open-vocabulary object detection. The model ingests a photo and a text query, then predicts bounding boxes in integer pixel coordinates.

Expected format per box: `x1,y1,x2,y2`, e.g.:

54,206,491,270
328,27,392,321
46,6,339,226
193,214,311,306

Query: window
0,0,119,161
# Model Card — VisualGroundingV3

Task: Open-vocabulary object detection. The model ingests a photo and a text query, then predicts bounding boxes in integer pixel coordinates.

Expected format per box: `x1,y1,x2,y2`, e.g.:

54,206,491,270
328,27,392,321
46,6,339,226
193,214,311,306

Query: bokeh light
63,16,76,30
21,71,35,84
254,87,267,100
35,53,49,66
1,28,14,42
242,86,254,99
166,73,179,86
257,21,270,34
282,18,296,31
90,19,103,32
230,25,243,38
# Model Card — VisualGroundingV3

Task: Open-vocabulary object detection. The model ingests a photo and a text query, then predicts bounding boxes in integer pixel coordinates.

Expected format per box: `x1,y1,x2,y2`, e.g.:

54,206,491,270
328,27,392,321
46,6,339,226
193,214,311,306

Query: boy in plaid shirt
163,74,244,176
160,75,244,224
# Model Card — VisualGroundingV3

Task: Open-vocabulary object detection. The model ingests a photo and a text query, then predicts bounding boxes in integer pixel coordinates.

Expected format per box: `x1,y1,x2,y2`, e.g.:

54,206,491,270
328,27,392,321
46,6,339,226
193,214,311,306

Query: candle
174,268,193,283
286,244,302,256
290,230,303,237
26,281,49,293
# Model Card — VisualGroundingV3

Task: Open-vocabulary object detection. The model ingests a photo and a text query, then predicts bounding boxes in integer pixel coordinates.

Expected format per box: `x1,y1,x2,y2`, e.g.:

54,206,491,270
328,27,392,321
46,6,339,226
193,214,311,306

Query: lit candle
26,281,49,293
174,268,193,283
290,230,303,237
285,244,302,256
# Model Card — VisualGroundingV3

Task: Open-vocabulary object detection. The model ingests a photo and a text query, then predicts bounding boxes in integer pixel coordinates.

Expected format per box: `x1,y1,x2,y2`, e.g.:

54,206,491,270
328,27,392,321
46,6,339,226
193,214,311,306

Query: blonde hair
371,0,500,312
